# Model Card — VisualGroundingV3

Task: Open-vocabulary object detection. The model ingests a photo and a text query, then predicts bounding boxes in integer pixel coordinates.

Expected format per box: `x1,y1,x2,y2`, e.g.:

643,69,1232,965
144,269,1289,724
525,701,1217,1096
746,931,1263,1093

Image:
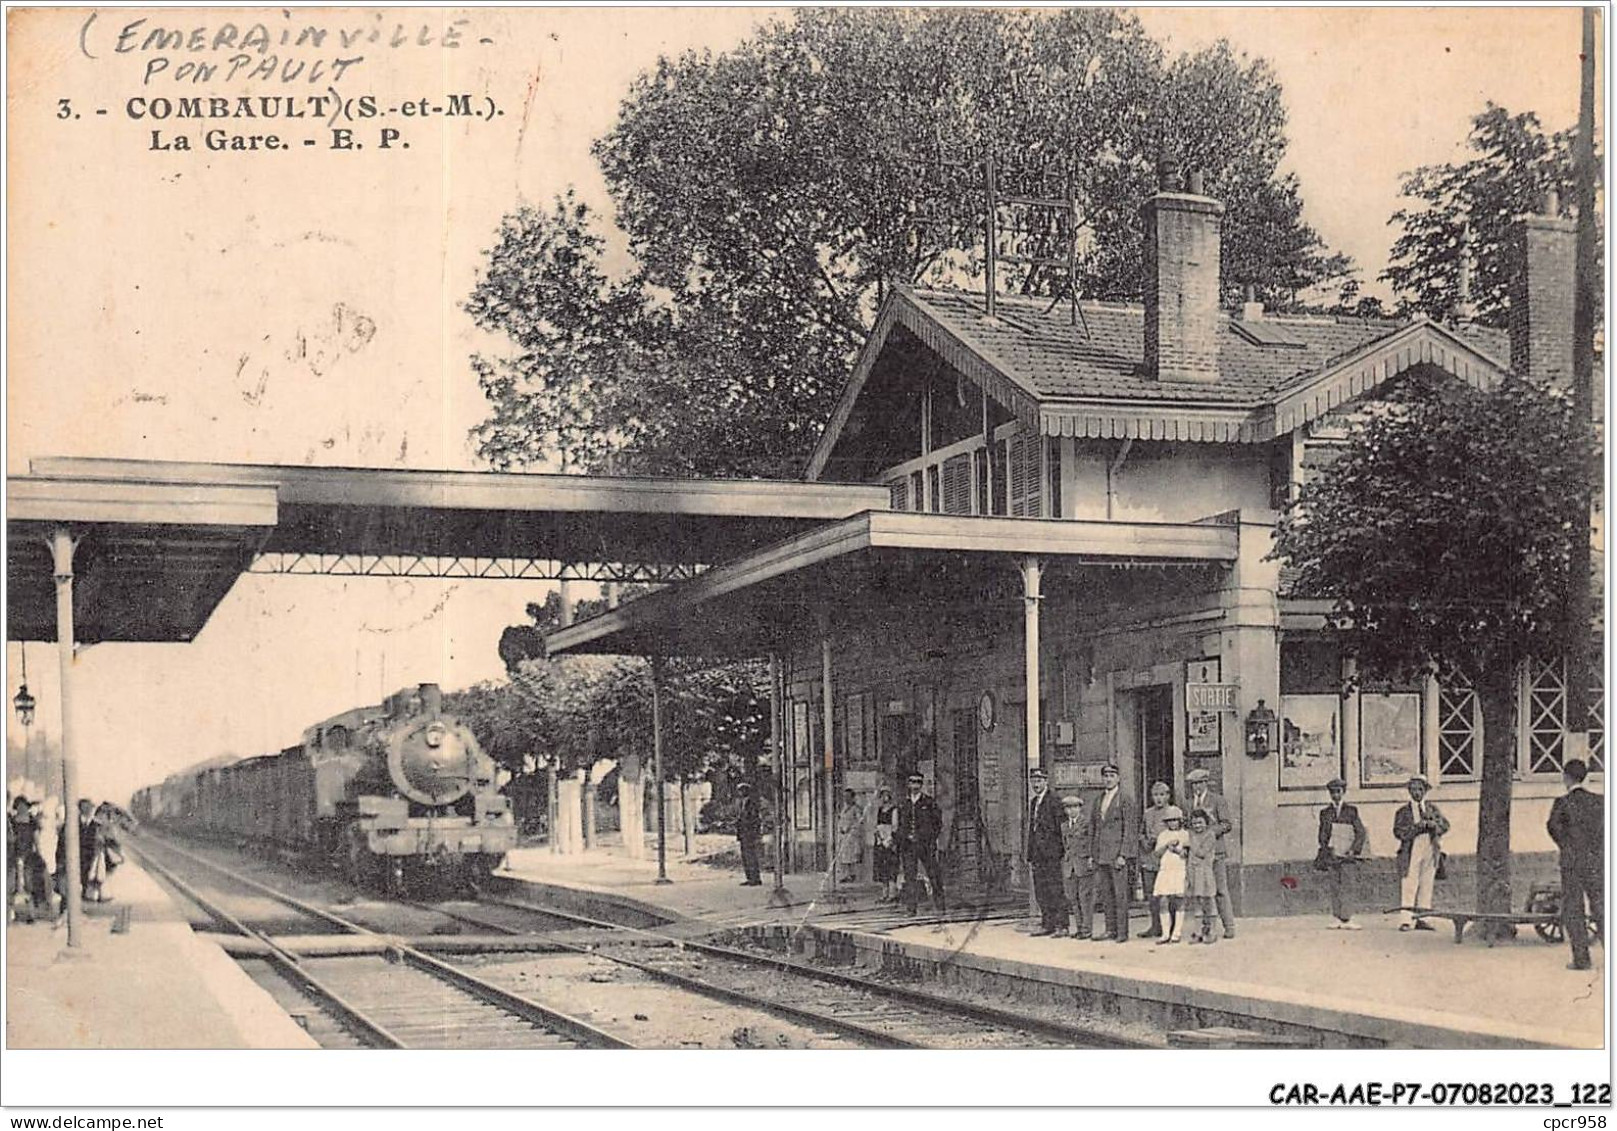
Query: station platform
499,838,1605,1050
5,858,318,1049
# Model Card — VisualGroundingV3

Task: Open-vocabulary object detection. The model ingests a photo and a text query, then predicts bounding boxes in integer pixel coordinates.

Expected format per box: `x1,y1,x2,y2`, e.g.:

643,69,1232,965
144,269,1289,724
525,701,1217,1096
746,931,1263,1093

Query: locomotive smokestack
419,683,443,714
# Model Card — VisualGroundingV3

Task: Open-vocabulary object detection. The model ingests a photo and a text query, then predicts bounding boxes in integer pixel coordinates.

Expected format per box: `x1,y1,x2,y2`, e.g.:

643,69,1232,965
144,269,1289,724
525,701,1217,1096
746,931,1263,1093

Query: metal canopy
8,458,889,644
8,476,280,643
544,511,1239,658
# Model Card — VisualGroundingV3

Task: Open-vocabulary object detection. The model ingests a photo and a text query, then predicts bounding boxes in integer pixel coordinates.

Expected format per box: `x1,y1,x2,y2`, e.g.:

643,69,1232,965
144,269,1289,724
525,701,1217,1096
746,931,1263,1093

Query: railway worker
1393,774,1448,932
1184,768,1237,939
1547,758,1604,971
1025,769,1067,936
896,772,945,915
1088,763,1137,943
735,781,763,887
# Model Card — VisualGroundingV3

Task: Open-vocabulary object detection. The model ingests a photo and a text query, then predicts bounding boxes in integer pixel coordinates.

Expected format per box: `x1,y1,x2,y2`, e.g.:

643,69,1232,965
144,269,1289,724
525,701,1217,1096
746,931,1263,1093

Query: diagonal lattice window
1525,657,1567,775
1589,663,1605,773
1437,673,1479,779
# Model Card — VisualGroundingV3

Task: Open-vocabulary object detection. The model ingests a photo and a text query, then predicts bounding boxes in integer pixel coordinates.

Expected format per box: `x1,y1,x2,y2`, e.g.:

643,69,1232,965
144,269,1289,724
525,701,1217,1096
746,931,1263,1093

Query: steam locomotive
132,683,515,893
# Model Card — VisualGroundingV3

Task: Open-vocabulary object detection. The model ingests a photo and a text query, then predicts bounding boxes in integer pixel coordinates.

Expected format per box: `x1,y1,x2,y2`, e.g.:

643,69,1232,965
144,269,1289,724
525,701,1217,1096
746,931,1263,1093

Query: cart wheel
1536,919,1561,944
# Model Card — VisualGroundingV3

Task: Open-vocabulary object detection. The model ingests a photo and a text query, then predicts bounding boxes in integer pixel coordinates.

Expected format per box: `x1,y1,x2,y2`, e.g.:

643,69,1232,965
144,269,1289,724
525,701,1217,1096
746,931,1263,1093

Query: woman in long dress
835,788,864,883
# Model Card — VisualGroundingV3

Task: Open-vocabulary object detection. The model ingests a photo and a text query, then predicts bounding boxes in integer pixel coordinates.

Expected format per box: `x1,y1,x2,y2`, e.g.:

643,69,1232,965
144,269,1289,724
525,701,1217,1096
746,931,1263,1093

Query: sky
3,5,1597,804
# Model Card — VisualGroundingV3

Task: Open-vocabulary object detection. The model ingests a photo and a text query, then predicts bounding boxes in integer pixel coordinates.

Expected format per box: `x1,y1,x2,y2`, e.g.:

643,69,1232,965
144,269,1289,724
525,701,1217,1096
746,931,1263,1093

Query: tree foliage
469,8,1351,479
1270,370,1597,920
1383,103,1581,326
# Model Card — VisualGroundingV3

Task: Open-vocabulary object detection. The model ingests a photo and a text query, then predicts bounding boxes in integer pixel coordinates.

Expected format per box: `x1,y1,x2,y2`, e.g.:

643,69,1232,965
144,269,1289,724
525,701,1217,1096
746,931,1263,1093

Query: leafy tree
465,193,651,474
470,8,1352,479
1383,103,1581,326
1270,370,1597,928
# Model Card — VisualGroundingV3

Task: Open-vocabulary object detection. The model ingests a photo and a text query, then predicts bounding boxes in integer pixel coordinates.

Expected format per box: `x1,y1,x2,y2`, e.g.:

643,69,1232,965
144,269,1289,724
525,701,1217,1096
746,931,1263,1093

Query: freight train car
135,683,514,893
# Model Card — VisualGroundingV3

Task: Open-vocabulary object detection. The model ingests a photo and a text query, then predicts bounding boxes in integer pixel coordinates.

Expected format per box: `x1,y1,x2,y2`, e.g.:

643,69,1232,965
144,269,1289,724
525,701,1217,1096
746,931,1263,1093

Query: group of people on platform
7,795,125,925
1027,763,1237,943
739,754,1603,970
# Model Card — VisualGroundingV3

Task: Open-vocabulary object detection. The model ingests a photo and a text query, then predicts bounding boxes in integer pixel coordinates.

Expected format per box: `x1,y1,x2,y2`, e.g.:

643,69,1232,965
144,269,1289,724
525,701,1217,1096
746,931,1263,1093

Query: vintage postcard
3,4,1609,1118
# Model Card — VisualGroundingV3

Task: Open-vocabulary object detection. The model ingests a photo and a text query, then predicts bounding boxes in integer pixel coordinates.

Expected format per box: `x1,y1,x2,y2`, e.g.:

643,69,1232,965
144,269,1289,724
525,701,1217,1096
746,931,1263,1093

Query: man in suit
1088,763,1138,943
734,781,763,887
896,772,946,915
1547,758,1604,971
1393,774,1449,931
1025,768,1067,935
1184,767,1238,939
1316,777,1367,930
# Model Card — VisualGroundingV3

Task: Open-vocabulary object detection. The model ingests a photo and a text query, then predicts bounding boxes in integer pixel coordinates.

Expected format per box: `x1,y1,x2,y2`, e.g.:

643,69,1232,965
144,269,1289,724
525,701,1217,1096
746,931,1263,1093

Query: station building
548,183,1601,915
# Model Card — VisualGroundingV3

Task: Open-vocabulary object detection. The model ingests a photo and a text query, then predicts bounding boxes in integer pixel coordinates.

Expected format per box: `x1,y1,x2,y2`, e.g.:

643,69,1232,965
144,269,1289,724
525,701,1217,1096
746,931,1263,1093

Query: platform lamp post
52,529,83,948
14,643,36,786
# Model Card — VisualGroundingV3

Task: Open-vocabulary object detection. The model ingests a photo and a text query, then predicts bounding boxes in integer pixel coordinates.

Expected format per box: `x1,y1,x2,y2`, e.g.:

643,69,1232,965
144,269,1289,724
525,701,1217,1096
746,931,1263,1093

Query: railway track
415,893,1154,1050
133,836,631,1050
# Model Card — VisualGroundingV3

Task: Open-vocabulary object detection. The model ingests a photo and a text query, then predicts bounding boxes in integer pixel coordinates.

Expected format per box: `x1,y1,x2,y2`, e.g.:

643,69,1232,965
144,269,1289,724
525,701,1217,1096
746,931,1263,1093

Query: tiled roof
906,288,1511,406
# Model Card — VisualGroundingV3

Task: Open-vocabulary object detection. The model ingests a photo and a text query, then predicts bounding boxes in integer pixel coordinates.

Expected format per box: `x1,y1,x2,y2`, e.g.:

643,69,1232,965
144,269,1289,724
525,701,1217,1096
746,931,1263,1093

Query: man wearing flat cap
1025,768,1067,935
1393,774,1448,931
1184,767,1237,939
1316,778,1367,929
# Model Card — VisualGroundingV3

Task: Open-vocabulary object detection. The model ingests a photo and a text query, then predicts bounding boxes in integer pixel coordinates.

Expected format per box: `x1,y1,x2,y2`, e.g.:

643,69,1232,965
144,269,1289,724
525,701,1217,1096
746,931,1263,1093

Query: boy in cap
1316,778,1367,929
1393,774,1448,931
1060,794,1095,939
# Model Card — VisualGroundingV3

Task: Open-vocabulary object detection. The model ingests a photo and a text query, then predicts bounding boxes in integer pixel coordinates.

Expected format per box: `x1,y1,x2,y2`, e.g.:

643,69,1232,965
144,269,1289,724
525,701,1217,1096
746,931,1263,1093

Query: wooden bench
1386,906,1558,945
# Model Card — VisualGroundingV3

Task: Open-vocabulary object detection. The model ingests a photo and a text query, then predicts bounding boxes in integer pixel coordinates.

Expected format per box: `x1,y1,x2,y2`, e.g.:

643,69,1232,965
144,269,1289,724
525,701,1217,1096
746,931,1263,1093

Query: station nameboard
1186,682,1240,712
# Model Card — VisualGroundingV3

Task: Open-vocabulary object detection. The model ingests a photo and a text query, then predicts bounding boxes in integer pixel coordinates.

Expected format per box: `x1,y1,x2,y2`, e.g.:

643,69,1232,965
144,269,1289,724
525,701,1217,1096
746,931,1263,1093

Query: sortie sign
1186,683,1240,712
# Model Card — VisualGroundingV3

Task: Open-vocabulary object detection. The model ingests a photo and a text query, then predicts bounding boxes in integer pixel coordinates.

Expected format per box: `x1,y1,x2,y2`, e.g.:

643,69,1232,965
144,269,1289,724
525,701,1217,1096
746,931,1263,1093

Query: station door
951,708,982,888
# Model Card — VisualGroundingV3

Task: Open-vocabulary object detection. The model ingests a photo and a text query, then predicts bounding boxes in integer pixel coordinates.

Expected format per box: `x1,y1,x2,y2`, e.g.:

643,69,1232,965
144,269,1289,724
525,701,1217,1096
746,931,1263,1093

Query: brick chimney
1509,192,1575,385
1143,167,1225,383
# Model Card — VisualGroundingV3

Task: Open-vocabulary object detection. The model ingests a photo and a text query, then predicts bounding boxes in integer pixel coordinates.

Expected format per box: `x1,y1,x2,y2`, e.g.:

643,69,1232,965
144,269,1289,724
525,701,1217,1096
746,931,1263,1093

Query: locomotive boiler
135,683,515,893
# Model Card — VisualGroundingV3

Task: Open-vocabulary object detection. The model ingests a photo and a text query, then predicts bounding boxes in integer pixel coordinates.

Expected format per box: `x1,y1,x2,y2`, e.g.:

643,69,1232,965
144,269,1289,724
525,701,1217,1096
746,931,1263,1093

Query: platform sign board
1186,682,1239,712
1186,660,1225,754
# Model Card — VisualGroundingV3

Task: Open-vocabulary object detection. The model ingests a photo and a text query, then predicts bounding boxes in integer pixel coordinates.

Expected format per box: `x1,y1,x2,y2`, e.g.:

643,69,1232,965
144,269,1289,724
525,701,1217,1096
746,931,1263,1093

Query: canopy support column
820,622,839,898
1020,555,1043,899
651,655,670,885
768,651,792,907
52,528,83,948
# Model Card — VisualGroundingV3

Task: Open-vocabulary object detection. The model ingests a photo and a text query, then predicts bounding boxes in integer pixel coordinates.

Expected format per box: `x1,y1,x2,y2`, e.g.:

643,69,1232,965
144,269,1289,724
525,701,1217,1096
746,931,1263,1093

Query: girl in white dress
1152,806,1189,943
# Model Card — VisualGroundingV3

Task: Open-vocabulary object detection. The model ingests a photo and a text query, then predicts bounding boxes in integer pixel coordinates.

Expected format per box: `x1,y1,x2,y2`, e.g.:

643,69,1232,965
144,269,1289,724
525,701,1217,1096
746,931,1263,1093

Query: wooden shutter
942,453,972,514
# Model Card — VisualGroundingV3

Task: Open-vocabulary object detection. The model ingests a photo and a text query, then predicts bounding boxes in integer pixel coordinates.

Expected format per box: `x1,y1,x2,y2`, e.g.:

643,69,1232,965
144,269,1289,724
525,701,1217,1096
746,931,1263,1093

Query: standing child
1139,781,1174,938
1186,809,1220,943
1152,806,1188,943
1060,795,1095,939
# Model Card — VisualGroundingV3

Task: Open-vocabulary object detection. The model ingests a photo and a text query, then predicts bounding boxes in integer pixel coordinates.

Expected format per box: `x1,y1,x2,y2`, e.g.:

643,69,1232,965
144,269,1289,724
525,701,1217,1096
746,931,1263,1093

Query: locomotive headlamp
424,723,447,748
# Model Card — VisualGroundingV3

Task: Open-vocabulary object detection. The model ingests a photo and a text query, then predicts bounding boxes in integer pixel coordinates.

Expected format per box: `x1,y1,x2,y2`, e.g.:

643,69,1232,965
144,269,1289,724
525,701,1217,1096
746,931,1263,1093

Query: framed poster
1360,691,1423,787
1280,693,1342,790
1186,658,1222,754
